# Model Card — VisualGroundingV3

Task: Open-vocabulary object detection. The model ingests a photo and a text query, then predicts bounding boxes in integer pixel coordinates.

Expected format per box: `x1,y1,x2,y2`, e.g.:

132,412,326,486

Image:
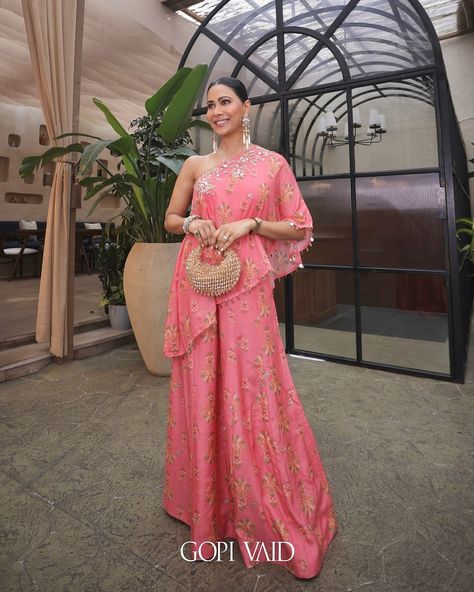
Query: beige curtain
22,0,84,357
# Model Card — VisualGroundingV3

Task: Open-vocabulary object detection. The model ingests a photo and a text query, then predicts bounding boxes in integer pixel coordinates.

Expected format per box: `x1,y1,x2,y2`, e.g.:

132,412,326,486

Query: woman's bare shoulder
189,152,219,181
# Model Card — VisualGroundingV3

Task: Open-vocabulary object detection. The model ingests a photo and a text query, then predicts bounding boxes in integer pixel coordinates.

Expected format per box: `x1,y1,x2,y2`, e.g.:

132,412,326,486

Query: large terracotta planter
123,242,180,376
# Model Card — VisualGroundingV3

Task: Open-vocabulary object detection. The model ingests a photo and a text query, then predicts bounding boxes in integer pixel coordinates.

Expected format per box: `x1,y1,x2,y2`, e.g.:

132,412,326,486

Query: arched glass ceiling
180,0,438,108
168,0,473,40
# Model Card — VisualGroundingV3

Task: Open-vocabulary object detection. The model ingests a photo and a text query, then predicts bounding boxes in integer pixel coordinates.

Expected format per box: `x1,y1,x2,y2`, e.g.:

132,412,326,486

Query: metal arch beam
232,25,350,89
231,26,350,97
290,48,427,91
286,0,361,89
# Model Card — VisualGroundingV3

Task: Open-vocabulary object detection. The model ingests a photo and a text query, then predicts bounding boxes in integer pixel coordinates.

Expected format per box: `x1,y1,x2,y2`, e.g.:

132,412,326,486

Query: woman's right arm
164,156,197,234
164,156,217,246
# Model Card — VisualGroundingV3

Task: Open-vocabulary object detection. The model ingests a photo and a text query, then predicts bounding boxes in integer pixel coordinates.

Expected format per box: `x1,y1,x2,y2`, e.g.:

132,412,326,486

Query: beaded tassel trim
185,245,241,297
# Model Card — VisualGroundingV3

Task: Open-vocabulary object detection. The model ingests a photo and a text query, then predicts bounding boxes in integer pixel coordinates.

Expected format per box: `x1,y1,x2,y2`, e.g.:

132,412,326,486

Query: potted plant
20,64,210,375
97,232,132,330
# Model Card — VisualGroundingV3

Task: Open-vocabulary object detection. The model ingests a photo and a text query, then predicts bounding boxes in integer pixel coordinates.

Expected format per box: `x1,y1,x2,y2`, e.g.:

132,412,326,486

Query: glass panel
204,0,276,54
291,46,344,89
292,268,356,359
352,76,438,172
252,101,282,152
247,36,279,82
184,35,238,108
282,0,345,32
356,174,446,271
300,179,353,266
236,65,276,97
330,0,434,78
289,91,349,177
360,271,449,374
284,34,343,89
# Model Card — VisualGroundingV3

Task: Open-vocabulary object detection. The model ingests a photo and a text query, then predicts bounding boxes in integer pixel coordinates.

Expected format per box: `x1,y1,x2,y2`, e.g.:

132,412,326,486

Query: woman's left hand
214,219,255,252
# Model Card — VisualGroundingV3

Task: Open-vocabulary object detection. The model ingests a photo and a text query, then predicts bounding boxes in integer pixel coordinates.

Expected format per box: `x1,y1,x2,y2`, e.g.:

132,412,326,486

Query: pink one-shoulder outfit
163,145,337,579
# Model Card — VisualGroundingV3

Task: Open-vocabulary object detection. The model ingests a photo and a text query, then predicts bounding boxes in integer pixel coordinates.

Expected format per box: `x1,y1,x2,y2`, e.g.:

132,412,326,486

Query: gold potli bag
185,245,241,297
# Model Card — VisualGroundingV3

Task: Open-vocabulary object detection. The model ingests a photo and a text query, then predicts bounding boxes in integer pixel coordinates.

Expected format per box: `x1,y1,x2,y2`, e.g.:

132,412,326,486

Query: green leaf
151,155,186,176
19,156,41,177
83,175,124,201
108,136,134,156
79,140,115,177
162,146,196,157
145,67,192,117
54,132,103,141
19,143,83,178
157,64,208,144
92,98,138,157
189,119,212,131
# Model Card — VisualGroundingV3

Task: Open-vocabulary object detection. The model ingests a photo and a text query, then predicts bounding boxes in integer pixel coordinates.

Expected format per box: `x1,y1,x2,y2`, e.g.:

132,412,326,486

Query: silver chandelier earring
242,114,251,150
212,130,218,153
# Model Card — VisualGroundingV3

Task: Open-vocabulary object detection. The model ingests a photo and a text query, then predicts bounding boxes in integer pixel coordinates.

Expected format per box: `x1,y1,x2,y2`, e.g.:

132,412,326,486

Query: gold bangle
251,217,262,233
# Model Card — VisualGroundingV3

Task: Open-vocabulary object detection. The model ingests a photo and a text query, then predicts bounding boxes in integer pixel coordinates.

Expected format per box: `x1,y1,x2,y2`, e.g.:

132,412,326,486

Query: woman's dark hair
207,77,249,103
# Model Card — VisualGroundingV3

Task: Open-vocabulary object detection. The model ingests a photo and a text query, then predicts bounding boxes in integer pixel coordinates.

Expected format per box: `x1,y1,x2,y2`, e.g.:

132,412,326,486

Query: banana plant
456,217,474,275
19,64,210,243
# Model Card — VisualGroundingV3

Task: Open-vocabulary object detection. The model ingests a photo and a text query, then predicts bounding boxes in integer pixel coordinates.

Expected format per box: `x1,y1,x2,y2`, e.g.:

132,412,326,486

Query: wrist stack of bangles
183,214,201,234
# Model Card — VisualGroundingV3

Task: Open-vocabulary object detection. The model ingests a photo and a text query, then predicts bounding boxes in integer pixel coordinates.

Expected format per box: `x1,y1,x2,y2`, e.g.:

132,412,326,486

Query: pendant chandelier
318,108,388,147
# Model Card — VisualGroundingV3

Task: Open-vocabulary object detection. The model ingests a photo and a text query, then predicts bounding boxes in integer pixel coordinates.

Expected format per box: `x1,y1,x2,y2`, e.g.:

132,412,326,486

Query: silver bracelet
183,214,201,234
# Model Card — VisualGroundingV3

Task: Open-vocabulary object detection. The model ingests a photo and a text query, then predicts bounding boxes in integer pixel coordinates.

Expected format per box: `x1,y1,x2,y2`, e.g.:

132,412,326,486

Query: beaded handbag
185,244,241,297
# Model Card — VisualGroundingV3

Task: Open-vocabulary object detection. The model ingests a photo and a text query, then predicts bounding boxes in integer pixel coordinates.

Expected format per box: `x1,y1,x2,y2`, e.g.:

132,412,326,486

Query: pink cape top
163,145,314,359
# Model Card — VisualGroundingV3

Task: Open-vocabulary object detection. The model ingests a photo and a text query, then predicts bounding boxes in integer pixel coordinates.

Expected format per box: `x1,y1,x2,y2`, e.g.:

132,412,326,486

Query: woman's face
206,84,250,139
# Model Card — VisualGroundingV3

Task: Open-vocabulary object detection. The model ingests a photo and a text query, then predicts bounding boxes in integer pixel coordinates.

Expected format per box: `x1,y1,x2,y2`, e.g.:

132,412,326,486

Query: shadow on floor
0,342,473,591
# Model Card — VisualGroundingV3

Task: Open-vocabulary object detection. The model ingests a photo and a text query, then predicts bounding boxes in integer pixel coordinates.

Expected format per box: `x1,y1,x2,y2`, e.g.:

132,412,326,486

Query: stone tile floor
0,342,473,592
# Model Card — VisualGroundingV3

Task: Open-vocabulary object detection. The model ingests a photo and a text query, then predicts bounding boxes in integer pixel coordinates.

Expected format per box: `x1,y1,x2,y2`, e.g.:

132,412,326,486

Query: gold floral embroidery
202,391,216,423
231,476,250,510
268,155,282,178
276,182,294,204
205,432,216,465
164,324,178,353
256,183,270,211
255,391,269,422
164,472,173,500
286,444,301,473
257,431,277,463
227,347,237,363
165,437,175,464
278,403,290,431
268,367,282,393
232,434,247,467
242,258,258,289
238,336,249,351
240,298,249,312
263,327,275,356
258,289,271,317
293,211,307,225
262,472,279,506
236,518,256,542
205,481,217,506
253,355,265,379
217,201,232,223
272,519,289,540
167,413,176,430
200,352,216,383
286,388,296,405
297,482,315,516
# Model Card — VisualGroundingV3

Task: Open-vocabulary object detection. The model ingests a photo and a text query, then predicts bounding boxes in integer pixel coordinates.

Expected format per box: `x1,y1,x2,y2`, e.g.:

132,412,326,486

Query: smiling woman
162,76,337,580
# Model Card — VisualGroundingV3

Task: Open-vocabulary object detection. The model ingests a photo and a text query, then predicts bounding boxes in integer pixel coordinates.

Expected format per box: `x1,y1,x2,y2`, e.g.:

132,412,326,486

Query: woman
162,77,337,579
